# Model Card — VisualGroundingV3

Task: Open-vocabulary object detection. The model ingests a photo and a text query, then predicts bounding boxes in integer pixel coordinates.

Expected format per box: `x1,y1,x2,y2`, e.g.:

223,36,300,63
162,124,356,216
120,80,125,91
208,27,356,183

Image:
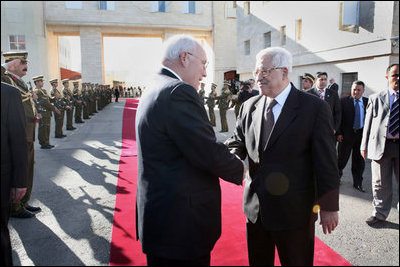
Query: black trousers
246,217,315,266
146,253,210,266
337,130,365,187
1,206,13,266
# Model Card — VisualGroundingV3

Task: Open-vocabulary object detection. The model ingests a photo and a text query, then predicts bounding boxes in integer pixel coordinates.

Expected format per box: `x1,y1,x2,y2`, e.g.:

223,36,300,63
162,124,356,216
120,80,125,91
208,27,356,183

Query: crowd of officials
1,35,398,267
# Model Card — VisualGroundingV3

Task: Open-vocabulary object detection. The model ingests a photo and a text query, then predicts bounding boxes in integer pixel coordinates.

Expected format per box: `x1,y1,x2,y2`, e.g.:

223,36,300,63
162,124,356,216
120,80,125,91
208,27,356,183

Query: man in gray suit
361,63,399,226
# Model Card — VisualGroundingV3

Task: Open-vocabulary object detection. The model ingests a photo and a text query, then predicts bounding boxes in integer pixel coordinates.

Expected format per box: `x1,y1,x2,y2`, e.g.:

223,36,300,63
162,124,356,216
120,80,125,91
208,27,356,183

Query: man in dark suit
328,78,339,93
225,47,339,266
307,72,342,134
135,35,245,266
337,81,368,191
1,82,28,266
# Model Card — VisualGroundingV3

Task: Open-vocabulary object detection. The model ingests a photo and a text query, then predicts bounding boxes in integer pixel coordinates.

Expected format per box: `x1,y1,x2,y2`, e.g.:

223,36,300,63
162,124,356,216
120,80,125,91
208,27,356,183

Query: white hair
162,34,201,61
256,47,293,73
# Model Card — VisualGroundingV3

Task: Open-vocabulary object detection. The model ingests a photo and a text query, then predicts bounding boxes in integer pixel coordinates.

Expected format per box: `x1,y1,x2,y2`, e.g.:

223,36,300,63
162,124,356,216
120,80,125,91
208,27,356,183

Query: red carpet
109,99,352,266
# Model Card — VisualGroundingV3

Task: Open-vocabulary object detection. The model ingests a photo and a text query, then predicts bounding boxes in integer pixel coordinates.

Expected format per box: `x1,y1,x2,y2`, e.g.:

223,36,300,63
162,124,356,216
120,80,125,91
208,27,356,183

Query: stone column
80,27,103,84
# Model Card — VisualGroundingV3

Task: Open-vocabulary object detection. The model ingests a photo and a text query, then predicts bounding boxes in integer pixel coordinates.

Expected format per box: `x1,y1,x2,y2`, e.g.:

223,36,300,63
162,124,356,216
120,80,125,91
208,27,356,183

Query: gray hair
162,35,201,61
256,47,293,73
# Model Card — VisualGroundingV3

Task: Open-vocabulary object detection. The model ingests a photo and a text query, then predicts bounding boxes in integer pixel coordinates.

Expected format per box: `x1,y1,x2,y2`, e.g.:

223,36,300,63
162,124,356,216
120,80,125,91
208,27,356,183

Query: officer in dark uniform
217,82,232,132
73,81,84,123
206,83,218,127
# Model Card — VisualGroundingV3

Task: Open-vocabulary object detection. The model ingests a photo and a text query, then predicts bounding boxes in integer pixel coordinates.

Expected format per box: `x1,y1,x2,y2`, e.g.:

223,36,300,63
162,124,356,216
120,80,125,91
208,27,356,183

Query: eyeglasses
253,67,284,78
186,52,209,68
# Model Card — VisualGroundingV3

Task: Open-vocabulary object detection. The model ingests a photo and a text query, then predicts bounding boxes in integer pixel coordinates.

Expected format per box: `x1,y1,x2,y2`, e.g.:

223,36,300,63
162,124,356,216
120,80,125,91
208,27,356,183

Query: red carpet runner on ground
109,99,352,266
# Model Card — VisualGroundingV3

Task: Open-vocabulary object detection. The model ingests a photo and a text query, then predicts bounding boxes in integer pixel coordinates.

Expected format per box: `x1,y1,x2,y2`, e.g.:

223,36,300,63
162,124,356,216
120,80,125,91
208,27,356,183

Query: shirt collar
267,82,291,107
162,66,183,81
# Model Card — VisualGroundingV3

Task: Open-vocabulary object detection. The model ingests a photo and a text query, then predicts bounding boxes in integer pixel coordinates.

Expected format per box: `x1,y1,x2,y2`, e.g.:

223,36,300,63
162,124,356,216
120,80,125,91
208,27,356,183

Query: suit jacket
328,83,339,93
307,87,342,132
135,68,244,260
337,96,368,143
360,90,393,160
225,85,339,230
1,82,28,208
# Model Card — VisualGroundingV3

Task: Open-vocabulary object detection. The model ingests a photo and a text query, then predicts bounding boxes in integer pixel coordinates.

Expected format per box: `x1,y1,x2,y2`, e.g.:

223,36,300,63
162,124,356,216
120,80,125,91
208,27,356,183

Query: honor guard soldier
206,82,218,127
82,83,90,120
62,79,75,130
33,75,60,148
198,82,206,105
73,81,84,123
50,79,67,138
217,82,232,132
3,51,41,218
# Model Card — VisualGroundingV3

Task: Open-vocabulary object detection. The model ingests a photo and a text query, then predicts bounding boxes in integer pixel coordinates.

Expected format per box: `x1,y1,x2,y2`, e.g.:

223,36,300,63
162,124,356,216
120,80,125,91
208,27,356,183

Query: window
244,1,250,16
339,1,360,33
341,72,358,97
244,40,250,55
66,1,82,9
9,35,26,51
264,32,271,48
225,1,237,18
295,19,302,41
151,1,171,12
182,1,202,14
99,1,115,10
280,26,286,46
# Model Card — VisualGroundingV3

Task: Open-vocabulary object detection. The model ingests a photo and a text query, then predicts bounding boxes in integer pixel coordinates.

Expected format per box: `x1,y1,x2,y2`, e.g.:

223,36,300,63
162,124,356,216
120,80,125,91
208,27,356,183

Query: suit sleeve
360,96,373,151
224,103,248,160
8,86,29,188
167,84,243,185
312,100,339,211
333,93,342,132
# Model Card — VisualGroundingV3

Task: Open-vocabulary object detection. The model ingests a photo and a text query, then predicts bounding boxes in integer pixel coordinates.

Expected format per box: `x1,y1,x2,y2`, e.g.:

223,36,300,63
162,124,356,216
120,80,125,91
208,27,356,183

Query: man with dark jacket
225,47,339,266
135,35,245,266
337,81,368,191
1,82,28,265
307,72,342,134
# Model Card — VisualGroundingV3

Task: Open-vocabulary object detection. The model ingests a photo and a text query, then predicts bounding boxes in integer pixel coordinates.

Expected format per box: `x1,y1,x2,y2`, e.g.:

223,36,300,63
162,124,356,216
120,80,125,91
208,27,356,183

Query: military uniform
62,79,76,131
198,82,206,105
73,81,84,123
206,83,218,127
3,51,40,218
217,83,232,132
33,76,56,149
50,79,67,138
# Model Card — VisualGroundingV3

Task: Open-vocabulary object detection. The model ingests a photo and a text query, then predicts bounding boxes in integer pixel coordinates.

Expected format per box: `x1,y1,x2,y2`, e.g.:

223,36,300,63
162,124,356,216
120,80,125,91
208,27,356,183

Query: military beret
303,73,315,83
32,75,44,82
3,51,28,63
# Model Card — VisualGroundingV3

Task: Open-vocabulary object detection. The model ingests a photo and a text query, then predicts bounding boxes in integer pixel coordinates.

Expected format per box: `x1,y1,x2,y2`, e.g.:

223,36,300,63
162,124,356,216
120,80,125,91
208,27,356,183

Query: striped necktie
318,89,324,99
388,91,399,136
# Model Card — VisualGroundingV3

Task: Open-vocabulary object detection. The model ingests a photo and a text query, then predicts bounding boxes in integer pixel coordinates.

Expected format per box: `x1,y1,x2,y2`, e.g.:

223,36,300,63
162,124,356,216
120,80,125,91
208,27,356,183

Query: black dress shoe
48,145,55,148
12,210,35,219
62,134,67,137
66,128,76,131
26,205,41,212
366,216,383,226
353,185,365,192
41,145,51,149
55,136,63,138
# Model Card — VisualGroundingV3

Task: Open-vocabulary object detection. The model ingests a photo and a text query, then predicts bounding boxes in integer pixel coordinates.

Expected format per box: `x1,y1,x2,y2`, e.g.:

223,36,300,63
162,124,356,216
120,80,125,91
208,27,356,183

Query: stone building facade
1,1,237,92
236,1,399,96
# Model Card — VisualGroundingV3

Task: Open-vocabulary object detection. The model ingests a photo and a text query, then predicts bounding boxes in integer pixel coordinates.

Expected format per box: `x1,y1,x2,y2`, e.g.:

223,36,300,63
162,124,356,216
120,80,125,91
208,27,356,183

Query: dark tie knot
267,99,277,111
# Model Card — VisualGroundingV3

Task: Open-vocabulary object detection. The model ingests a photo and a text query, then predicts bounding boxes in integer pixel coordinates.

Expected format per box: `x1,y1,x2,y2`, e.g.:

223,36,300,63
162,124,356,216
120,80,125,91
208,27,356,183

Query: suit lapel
252,96,266,154
265,87,299,151
379,90,390,110
160,68,179,80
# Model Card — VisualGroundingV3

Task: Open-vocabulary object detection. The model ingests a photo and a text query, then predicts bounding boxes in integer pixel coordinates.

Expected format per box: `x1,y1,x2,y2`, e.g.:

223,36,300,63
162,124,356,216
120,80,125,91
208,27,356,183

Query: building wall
236,1,398,96
1,1,48,87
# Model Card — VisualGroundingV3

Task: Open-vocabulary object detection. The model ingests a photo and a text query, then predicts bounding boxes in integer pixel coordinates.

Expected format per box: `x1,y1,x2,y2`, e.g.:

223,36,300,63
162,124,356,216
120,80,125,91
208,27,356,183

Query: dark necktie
388,91,399,136
353,99,361,130
318,89,324,99
261,99,278,151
